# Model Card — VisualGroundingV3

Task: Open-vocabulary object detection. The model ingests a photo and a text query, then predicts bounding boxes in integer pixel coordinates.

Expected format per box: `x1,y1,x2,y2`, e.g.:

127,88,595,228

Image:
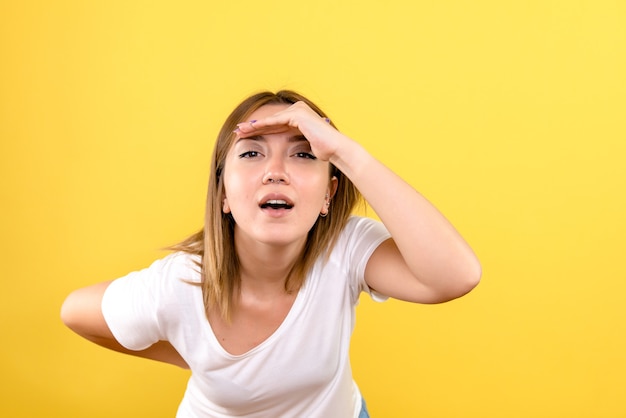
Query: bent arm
234,101,481,303
60,282,189,369
332,137,482,303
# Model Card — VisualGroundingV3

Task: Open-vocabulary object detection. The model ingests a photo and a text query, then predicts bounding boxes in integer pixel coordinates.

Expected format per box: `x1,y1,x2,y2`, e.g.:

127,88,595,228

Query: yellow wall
1,1,625,417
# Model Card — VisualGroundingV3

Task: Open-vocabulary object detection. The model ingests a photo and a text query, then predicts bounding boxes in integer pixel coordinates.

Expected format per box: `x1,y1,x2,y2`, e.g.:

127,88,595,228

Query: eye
239,150,261,159
294,152,317,160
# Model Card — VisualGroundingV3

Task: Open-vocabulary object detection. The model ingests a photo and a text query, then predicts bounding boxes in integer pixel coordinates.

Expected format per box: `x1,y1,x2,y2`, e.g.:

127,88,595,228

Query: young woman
61,90,481,417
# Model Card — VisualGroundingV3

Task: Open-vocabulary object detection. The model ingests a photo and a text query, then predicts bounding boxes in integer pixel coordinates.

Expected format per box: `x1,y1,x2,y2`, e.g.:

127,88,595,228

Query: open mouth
260,199,294,210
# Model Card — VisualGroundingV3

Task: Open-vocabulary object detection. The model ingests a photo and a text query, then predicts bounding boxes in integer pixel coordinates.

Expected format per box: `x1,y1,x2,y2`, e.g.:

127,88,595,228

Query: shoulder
329,216,391,263
166,251,201,272
106,252,202,300
144,251,201,283
336,216,390,245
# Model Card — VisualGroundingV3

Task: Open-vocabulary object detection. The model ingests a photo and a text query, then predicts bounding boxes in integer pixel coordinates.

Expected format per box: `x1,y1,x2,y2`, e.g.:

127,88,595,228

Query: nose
262,154,290,185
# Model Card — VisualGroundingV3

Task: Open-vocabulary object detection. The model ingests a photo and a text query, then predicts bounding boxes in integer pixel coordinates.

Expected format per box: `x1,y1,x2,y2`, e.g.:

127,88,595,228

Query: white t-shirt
102,216,390,418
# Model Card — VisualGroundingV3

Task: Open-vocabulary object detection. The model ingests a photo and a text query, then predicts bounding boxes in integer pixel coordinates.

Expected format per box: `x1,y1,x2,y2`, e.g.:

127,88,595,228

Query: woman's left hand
235,101,344,162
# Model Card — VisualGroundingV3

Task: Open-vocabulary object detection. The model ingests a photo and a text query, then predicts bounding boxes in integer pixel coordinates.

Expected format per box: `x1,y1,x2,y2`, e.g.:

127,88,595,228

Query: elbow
435,258,482,303
59,281,111,338
455,257,482,298
467,255,482,287
465,259,482,293
60,288,103,338
60,291,80,332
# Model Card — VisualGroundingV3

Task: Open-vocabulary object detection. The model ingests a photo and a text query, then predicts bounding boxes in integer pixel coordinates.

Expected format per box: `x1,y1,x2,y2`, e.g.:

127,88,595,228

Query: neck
234,229,306,293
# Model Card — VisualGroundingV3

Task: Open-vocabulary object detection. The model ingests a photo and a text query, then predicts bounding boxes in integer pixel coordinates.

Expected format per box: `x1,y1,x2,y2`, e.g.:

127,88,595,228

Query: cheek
223,172,254,211
295,178,331,208
307,168,332,195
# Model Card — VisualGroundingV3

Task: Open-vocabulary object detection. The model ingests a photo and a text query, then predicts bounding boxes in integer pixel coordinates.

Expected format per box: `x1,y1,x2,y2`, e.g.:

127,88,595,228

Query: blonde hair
172,90,362,320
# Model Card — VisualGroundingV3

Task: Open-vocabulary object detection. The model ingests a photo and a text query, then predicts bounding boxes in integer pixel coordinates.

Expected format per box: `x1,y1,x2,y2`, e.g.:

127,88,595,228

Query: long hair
171,90,362,320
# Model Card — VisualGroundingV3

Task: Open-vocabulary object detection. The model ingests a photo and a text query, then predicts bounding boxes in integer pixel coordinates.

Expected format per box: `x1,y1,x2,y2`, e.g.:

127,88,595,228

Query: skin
236,102,481,304
223,104,336,255
210,104,338,355
61,101,482,366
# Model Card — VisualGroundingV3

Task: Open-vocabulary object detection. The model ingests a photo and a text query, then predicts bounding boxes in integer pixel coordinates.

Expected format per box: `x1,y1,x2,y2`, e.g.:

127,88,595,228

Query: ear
222,196,231,213
328,175,339,199
320,176,338,217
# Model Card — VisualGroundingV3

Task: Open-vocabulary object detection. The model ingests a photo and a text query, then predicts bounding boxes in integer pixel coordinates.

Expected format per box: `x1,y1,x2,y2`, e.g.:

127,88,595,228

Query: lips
260,199,294,209
259,194,294,210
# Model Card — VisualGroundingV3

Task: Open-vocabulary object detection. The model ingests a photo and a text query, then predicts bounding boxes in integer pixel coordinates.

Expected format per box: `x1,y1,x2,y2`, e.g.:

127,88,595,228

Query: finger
234,119,258,133
234,123,294,139
235,110,297,135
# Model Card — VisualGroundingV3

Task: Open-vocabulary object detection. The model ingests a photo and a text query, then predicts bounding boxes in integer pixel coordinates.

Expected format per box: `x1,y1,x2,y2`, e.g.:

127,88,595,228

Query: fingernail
324,117,331,123
250,120,257,124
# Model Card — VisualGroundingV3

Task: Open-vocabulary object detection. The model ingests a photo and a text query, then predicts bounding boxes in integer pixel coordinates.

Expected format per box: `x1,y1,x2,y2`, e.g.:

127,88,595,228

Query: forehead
247,103,290,121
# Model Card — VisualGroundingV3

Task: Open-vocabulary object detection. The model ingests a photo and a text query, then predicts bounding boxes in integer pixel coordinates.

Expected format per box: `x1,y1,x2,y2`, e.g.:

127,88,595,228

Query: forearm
330,135,481,291
86,335,189,369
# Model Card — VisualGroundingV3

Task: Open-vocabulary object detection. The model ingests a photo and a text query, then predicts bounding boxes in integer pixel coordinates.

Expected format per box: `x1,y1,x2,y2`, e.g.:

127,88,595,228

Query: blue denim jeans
359,398,370,418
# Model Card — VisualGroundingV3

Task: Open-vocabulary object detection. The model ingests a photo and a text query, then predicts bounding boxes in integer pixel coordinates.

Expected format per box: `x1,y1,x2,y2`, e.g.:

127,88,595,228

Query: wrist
329,136,372,180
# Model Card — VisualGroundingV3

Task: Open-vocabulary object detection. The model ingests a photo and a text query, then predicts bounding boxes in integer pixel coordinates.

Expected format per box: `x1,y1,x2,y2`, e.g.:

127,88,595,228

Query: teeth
260,199,293,209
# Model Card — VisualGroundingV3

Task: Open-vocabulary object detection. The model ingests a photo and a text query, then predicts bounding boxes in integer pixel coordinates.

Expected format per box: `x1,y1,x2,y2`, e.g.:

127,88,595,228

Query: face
221,104,337,250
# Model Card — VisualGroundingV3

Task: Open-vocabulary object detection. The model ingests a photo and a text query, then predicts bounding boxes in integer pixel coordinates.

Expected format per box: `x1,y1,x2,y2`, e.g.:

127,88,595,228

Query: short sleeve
101,253,198,350
336,216,391,303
